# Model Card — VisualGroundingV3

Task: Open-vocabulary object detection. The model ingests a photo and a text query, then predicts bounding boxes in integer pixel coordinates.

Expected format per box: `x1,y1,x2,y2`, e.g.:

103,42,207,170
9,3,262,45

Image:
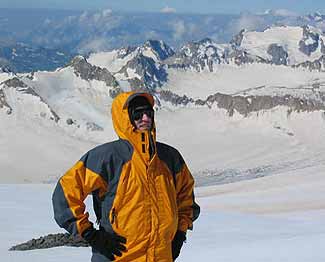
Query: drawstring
148,130,155,159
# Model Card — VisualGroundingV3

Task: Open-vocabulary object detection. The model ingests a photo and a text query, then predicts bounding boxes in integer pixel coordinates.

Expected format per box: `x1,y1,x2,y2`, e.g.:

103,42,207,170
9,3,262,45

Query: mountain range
1,23,325,184
1,24,325,124
1,8,325,72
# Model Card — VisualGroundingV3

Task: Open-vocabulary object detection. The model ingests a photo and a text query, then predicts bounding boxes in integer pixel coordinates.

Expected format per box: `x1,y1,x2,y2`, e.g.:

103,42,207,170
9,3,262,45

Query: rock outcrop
2,77,60,121
118,53,167,90
267,44,288,65
9,233,88,251
158,90,325,116
70,56,120,87
0,88,12,114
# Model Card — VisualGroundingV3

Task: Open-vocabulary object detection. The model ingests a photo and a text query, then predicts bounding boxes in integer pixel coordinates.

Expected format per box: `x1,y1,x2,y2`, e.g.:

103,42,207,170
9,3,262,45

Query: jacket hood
111,92,156,150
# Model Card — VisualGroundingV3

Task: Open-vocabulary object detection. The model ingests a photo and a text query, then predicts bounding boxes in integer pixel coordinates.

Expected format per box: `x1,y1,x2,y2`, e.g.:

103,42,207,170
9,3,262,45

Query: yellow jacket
52,91,200,261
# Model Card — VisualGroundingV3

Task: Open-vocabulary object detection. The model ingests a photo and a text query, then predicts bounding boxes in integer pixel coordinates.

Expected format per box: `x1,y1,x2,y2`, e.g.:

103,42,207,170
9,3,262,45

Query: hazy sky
0,0,325,14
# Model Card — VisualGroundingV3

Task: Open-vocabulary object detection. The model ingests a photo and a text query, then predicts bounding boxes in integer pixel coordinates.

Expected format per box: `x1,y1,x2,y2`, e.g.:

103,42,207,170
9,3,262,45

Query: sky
0,0,325,14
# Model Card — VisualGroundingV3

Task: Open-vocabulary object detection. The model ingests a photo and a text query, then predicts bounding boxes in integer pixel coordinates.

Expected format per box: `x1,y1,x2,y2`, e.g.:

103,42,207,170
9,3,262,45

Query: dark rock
321,39,325,54
160,89,325,116
109,86,123,98
69,56,119,92
299,26,320,56
2,77,60,121
230,29,245,47
158,90,194,106
293,55,325,71
226,49,266,66
4,77,28,88
128,77,146,90
143,40,175,61
195,99,206,106
9,233,88,251
86,122,104,131
206,93,325,116
66,118,75,125
267,44,288,65
166,38,222,72
118,53,167,90
0,88,12,114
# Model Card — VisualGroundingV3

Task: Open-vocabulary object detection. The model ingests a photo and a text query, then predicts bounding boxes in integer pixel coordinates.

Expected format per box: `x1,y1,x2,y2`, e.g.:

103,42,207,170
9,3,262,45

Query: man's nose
142,113,151,120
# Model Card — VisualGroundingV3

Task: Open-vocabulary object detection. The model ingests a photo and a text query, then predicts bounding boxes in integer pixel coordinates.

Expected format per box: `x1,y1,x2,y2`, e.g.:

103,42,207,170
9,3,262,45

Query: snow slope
156,106,325,184
1,61,325,183
163,64,325,99
88,50,137,73
23,68,114,130
1,177,325,262
0,116,97,183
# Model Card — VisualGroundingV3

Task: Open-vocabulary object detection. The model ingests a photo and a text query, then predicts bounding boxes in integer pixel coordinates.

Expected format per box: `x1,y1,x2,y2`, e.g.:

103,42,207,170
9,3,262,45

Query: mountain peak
1,77,60,121
69,55,87,65
142,40,175,61
68,55,120,93
117,53,167,90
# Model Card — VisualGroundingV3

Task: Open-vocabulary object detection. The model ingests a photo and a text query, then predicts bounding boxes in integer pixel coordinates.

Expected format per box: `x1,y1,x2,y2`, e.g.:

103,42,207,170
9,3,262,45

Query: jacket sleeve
52,153,107,236
175,163,200,232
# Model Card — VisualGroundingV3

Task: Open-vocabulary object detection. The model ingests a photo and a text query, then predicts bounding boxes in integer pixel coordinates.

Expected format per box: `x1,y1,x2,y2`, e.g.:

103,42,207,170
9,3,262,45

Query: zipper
111,207,118,228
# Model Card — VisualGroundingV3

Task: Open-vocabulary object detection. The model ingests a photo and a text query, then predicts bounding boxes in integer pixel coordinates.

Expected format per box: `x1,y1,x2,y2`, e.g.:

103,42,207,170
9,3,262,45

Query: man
52,91,200,262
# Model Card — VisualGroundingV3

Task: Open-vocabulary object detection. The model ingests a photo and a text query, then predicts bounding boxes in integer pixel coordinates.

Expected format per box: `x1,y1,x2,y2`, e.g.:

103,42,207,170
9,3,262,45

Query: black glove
82,227,127,260
172,230,186,261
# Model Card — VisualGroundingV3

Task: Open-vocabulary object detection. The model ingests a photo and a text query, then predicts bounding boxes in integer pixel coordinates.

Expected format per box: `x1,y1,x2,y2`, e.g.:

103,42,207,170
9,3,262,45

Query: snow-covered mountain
0,77,59,120
88,40,172,90
3,8,325,72
86,26,325,91
238,26,325,66
2,26,325,117
1,25,325,184
166,25,325,72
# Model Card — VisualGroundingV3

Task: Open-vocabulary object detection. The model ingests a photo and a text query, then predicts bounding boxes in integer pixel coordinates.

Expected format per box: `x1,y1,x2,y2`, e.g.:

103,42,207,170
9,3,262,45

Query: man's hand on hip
82,227,127,260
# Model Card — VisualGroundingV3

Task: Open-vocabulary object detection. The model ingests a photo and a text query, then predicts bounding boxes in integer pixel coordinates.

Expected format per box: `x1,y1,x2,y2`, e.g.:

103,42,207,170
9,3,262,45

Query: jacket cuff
81,225,95,240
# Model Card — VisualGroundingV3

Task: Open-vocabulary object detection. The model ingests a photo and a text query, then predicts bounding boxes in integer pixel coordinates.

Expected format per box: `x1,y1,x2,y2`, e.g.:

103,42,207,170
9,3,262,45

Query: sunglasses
132,108,154,121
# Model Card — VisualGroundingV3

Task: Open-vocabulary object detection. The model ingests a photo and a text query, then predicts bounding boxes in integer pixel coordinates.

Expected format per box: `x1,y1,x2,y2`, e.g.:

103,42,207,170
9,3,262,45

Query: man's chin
138,125,151,131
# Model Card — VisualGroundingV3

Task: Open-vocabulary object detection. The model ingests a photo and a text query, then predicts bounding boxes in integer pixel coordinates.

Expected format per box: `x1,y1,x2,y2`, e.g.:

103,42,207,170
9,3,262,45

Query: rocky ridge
294,55,325,71
9,233,88,251
117,53,167,89
158,89,325,117
159,26,325,74
4,26,325,95
69,56,121,98
1,77,60,121
2,26,325,134
0,88,12,114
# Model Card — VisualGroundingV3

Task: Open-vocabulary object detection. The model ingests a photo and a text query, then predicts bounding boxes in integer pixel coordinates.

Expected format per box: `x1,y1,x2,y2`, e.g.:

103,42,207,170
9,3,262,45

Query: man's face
133,108,154,131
